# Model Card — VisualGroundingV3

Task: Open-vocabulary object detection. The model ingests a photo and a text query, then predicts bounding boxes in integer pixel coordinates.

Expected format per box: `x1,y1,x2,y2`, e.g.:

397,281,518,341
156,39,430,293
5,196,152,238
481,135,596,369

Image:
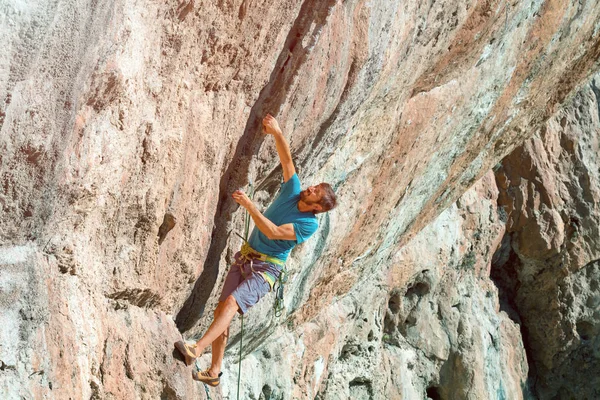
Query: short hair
315,183,337,214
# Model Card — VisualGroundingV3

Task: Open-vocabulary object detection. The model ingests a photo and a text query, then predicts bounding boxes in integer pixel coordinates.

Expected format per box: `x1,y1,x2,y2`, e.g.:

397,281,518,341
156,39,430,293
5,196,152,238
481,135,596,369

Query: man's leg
201,269,272,376
192,253,242,360
193,295,239,356
188,264,271,384
208,323,229,376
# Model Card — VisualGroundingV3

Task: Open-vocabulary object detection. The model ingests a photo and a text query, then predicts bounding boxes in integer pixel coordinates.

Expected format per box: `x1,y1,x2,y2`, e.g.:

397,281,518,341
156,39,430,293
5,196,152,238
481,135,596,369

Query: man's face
300,184,323,205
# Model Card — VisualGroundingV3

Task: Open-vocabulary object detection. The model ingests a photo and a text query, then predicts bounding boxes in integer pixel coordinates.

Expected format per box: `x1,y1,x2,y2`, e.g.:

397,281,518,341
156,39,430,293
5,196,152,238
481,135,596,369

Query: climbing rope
243,182,253,240
237,181,253,400
234,179,290,398
237,309,244,400
273,268,288,318
203,383,212,400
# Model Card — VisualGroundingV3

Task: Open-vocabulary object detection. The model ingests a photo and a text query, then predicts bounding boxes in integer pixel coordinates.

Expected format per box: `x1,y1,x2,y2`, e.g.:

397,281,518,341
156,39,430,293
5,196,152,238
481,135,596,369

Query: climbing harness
233,237,288,318
235,241,283,286
234,239,288,318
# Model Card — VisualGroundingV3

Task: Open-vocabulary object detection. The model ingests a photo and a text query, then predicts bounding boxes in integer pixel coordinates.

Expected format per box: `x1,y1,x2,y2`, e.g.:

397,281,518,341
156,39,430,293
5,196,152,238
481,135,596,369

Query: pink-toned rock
1,0,600,398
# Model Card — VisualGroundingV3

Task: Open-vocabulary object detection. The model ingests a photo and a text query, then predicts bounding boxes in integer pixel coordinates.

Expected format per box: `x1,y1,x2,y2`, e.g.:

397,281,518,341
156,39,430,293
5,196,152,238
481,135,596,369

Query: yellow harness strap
239,242,284,290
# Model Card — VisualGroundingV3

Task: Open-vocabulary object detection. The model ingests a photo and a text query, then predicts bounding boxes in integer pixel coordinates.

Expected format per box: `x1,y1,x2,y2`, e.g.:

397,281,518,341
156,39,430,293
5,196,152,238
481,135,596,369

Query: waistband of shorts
240,242,285,267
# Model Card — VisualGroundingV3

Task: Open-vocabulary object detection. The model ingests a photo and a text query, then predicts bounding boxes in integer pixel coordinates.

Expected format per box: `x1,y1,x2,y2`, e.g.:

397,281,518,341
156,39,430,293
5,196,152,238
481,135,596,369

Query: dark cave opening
426,386,442,400
489,234,521,324
489,233,538,397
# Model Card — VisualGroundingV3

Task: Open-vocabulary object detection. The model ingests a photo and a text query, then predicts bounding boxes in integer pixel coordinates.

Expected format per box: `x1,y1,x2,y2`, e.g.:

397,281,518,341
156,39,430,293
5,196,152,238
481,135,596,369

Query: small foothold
158,213,177,245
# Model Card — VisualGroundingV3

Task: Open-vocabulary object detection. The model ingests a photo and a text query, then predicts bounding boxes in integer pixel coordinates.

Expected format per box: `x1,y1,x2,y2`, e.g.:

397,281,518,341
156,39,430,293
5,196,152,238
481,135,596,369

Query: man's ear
313,204,323,213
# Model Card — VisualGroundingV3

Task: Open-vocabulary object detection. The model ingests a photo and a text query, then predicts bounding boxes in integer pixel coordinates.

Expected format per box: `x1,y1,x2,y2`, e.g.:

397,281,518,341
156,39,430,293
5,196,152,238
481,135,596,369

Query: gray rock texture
1,0,600,398
492,75,600,400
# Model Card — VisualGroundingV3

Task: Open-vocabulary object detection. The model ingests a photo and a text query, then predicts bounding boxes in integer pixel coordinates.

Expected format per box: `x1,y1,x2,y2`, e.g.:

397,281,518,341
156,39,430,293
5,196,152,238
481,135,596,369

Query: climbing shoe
193,369,222,387
174,341,198,366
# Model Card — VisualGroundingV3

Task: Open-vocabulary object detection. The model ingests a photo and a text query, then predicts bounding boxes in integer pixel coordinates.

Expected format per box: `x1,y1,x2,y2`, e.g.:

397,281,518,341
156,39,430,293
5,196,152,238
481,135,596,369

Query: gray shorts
219,251,282,314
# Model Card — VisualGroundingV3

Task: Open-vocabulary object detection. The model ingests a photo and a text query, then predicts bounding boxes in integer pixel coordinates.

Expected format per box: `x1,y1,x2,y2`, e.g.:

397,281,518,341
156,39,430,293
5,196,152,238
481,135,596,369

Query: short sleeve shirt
247,174,318,261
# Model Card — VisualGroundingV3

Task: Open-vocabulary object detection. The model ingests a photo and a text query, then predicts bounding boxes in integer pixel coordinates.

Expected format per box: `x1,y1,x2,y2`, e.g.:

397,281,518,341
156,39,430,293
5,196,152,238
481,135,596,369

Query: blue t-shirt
247,173,318,261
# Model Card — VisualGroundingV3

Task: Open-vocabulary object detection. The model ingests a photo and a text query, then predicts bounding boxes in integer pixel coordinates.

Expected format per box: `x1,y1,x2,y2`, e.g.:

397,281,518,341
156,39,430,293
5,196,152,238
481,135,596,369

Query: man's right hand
262,114,282,135
232,190,253,210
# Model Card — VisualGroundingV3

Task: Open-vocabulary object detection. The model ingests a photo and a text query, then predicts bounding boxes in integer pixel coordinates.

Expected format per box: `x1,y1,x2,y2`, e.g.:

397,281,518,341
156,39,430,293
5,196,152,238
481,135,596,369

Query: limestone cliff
492,75,600,399
1,0,600,399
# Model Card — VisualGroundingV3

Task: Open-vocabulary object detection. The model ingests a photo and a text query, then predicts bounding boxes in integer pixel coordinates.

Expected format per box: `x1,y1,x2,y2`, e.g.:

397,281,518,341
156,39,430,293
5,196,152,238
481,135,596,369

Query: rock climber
175,114,338,386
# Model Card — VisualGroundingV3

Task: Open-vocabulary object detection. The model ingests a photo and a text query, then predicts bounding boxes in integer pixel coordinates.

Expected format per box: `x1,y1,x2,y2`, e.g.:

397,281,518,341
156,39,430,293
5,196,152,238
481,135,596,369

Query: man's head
299,183,337,214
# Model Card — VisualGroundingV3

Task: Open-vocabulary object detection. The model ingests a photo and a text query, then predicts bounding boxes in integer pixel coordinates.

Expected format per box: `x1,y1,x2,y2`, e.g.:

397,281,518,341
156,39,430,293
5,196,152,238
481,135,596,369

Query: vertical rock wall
492,75,600,399
219,73,600,400
1,0,600,399
213,161,531,400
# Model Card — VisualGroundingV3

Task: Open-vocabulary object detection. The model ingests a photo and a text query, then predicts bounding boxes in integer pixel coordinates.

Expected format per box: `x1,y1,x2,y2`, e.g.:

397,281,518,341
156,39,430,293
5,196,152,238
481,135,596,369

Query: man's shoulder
290,213,318,244
283,173,301,187
279,173,301,198
293,213,318,227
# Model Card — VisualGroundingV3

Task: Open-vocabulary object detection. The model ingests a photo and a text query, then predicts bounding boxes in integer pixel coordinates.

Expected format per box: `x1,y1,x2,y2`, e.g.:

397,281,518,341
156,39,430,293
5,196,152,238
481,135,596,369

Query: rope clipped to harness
236,181,254,400
235,239,287,318
273,268,288,318
235,180,291,398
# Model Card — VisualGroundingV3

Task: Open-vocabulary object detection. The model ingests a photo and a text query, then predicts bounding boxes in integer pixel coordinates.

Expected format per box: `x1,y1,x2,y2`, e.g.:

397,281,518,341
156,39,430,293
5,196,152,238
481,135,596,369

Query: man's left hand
262,114,282,135
232,190,253,209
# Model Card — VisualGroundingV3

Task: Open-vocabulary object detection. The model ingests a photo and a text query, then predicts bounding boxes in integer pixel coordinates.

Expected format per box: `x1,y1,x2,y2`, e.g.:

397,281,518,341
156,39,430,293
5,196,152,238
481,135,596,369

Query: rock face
492,76,600,399
1,0,600,399
301,170,530,400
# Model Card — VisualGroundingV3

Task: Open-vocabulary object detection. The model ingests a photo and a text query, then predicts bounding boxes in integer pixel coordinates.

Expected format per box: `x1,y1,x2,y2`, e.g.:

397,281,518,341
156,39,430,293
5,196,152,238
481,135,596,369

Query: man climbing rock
175,114,337,386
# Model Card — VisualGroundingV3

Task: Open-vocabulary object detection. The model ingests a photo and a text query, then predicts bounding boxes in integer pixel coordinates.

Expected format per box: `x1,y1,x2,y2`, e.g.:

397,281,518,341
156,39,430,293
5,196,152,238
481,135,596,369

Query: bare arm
263,114,296,182
232,190,296,241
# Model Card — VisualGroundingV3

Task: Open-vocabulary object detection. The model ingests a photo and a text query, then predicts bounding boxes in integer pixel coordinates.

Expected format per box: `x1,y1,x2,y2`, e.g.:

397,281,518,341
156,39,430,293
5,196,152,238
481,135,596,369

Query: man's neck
297,200,313,213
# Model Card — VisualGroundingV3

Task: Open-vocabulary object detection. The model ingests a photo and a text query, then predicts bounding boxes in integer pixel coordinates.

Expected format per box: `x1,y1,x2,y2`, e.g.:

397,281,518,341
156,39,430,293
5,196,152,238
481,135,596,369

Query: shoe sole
192,370,220,386
174,341,196,366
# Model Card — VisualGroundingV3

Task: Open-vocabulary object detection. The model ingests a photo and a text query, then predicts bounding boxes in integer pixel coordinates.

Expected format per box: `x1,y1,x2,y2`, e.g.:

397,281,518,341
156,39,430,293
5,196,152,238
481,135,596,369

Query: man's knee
224,295,239,311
